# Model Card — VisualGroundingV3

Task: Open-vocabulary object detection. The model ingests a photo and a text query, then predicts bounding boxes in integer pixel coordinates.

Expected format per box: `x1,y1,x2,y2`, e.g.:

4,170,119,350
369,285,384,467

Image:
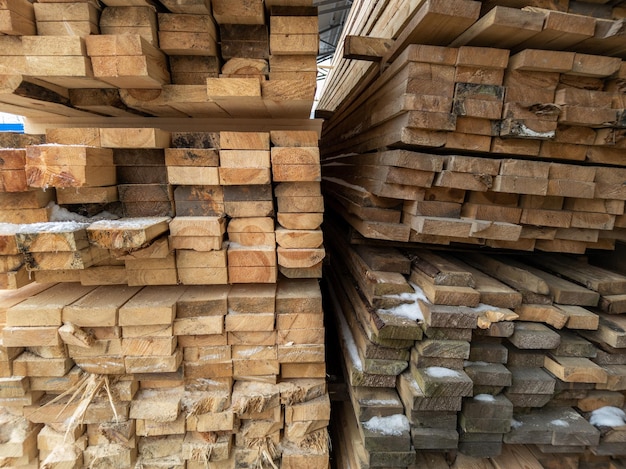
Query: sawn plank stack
0,127,328,467
317,0,626,466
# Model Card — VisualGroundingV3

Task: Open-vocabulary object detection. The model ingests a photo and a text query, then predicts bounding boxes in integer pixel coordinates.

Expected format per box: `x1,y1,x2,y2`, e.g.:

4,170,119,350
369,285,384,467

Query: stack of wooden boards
0,278,329,469
0,134,329,461
0,127,325,289
317,0,626,120
316,0,626,466
316,0,626,254
0,0,318,119
320,43,626,253
0,0,331,467
325,234,626,468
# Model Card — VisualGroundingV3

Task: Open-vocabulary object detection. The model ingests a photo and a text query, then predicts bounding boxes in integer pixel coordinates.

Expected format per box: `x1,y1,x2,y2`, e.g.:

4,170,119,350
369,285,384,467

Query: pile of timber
0,278,329,469
319,43,626,253
0,127,329,469
325,230,626,467
316,0,626,254
0,1,331,467
0,122,329,467
316,2,626,465
0,127,324,289
317,0,626,120
0,0,317,119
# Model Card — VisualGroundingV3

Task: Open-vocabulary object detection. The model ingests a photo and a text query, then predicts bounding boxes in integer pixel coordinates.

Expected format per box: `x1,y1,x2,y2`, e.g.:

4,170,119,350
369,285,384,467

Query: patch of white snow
336,307,362,371
474,394,496,402
424,367,460,378
49,203,90,222
472,303,504,313
362,414,409,436
551,419,569,427
590,406,626,428
377,282,430,321
464,361,490,367
361,399,399,406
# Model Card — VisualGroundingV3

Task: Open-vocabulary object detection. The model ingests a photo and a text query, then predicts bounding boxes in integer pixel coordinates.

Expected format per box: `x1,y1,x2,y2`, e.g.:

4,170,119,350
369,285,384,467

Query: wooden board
118,285,186,326
5,282,95,327
529,255,626,295
15,222,90,253
62,284,142,327
450,7,545,49
87,217,170,250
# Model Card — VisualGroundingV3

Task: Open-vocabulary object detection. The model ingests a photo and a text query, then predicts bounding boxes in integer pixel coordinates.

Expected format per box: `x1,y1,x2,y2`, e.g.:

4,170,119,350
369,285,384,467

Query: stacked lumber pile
0,127,324,288
317,0,626,466
0,278,329,469
317,0,626,254
0,1,331,468
317,0,626,120
0,148,329,463
320,44,626,253
0,128,329,467
325,235,626,467
0,0,317,119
